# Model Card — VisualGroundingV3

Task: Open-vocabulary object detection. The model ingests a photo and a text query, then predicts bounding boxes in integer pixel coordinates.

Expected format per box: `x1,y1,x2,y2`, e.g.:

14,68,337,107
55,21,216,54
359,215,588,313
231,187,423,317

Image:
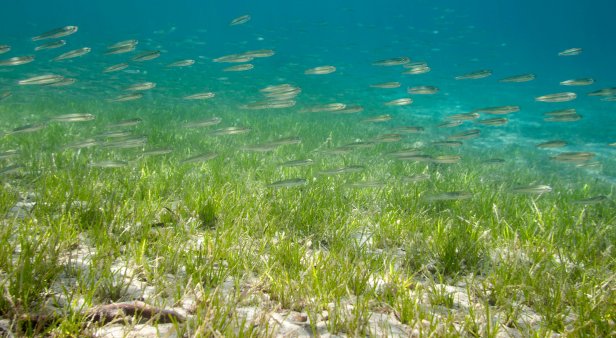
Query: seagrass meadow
1,0,615,336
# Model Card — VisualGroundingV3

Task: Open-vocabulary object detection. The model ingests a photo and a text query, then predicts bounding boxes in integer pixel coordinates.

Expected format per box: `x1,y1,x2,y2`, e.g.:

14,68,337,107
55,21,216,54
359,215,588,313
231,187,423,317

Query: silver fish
89,160,128,168
372,56,410,66
475,117,508,126
210,126,250,136
167,59,196,67
132,50,161,62
455,69,492,80
10,123,46,134
110,93,143,102
183,92,215,100
370,81,400,89
511,184,553,194
424,191,473,201
103,63,129,73
18,74,64,85
268,178,308,188
408,86,439,94
184,117,222,128
318,165,365,175
0,45,10,54
64,139,99,149
181,152,218,164
384,98,413,106
32,26,78,41
230,14,251,26
278,159,314,168
125,82,156,91
362,114,392,123
499,73,536,83
50,113,95,122
558,48,582,56
560,78,594,86
0,91,11,101
304,65,336,75
572,195,609,205
108,118,143,128
471,106,520,115
53,47,91,61
535,92,577,103
34,40,67,51
0,56,35,66
223,64,254,72
536,140,567,148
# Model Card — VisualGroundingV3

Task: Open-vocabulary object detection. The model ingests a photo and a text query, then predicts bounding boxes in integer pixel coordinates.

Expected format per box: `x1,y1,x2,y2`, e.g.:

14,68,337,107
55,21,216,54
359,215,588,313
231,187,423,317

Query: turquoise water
1,0,615,181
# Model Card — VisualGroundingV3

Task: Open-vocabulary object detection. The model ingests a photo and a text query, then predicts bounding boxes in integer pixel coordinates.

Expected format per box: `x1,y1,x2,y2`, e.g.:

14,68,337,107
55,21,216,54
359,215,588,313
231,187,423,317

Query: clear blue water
1,0,615,180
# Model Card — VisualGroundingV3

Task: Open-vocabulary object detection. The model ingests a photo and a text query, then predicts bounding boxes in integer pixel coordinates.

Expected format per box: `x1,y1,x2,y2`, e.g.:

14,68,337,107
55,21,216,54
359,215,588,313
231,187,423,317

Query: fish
344,141,376,149
89,160,128,168
230,14,251,26
105,39,138,54
482,158,505,164
0,56,35,66
393,154,433,162
242,49,275,58
210,126,251,136
438,120,463,128
0,164,25,176
303,103,347,113
475,117,508,126
471,106,520,115
393,126,424,133
346,181,386,188
184,117,222,128
18,74,64,85
95,130,133,139
0,45,10,54
432,140,463,147
49,113,95,123
108,118,143,128
142,148,174,156
167,59,196,67
588,87,616,96
103,63,129,73
609,142,616,147
34,40,67,51
408,86,439,94
125,82,156,91
511,184,553,194
402,65,430,74
601,96,616,102
304,66,336,75
536,140,567,148
47,78,76,87
372,134,402,143
278,159,314,168
560,78,594,86
384,98,413,106
213,54,253,63
108,39,138,49
318,165,365,175
331,105,363,114
0,149,19,159
455,69,492,80
544,113,582,122
268,178,308,188
105,44,136,55
181,152,218,163
32,26,78,41
432,155,462,164
424,191,473,201
535,92,577,102
448,129,481,140
223,64,254,72
242,143,278,152
242,100,295,110
558,48,582,56
550,152,595,163
543,108,577,117
64,139,99,149
499,73,536,83
102,136,147,149
447,112,480,121
362,114,392,123
319,146,354,155
370,82,401,89
183,92,216,100
0,91,11,101
572,195,609,205
52,47,91,61
131,50,161,62
401,174,430,183
109,93,143,102
372,56,410,66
